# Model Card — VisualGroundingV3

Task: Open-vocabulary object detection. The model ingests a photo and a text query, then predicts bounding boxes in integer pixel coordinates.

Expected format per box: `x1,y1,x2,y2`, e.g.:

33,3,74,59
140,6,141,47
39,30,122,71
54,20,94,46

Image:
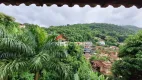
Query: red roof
55,34,66,41
0,0,142,8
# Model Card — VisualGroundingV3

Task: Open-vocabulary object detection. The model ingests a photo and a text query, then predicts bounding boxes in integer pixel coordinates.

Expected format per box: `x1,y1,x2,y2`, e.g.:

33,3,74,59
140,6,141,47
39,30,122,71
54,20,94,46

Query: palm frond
42,42,67,58
0,26,8,38
0,38,34,59
17,29,37,49
48,60,71,80
0,52,16,59
0,59,29,79
30,52,50,71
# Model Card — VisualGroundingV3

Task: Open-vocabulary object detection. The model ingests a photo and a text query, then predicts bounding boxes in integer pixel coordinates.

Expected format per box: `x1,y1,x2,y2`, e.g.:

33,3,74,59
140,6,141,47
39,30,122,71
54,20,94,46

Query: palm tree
0,24,71,80
0,26,33,79
21,25,70,80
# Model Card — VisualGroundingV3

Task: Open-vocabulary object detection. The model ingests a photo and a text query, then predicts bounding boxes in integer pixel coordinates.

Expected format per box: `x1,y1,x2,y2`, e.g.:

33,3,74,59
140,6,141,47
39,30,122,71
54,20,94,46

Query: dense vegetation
0,13,108,80
0,12,142,80
46,23,141,46
112,31,142,80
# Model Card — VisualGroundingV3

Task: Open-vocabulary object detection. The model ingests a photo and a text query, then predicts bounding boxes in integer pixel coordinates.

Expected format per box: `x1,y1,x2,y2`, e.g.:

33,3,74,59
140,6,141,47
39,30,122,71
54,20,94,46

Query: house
19,24,25,28
56,34,67,42
84,48,91,53
74,42,93,54
91,61,112,75
58,42,68,46
55,34,68,46
84,42,93,53
98,40,105,46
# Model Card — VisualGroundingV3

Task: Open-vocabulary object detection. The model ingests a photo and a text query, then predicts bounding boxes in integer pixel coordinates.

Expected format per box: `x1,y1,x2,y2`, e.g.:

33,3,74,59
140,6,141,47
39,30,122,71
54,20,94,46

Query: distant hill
121,25,141,32
46,23,141,46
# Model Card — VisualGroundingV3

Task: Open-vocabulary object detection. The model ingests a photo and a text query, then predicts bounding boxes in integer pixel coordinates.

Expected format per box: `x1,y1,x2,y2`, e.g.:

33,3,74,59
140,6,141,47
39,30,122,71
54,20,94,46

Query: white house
98,40,105,46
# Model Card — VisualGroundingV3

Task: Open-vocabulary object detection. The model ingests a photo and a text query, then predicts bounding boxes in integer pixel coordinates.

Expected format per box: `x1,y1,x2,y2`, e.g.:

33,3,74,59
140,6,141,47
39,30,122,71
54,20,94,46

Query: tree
23,24,71,80
0,24,70,80
105,36,118,46
0,26,33,80
112,31,142,80
46,23,137,46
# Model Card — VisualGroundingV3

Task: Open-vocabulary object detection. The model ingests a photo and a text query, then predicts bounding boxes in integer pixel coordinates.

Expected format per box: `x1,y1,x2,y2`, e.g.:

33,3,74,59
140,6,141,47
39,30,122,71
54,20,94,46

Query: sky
0,4,142,28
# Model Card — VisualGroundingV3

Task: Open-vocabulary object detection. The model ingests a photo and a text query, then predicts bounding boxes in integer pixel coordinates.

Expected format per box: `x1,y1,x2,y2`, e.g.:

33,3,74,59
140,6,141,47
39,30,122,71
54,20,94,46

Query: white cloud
0,4,142,27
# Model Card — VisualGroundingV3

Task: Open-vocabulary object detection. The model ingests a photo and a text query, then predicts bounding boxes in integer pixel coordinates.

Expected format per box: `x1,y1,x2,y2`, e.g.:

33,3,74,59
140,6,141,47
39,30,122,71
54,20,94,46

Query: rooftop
0,0,142,8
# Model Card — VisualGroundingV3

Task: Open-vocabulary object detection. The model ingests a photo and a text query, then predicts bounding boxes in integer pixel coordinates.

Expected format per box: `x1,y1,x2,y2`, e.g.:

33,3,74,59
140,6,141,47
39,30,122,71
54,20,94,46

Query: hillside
122,25,141,32
46,23,141,46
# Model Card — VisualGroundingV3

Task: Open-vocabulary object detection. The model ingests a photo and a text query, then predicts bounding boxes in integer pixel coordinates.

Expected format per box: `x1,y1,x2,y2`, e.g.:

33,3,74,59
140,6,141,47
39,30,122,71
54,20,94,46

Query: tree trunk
34,72,39,80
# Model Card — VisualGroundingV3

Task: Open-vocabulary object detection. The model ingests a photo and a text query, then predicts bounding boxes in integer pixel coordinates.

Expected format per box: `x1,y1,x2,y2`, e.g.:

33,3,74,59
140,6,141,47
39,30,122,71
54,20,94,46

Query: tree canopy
45,23,141,46
112,31,142,80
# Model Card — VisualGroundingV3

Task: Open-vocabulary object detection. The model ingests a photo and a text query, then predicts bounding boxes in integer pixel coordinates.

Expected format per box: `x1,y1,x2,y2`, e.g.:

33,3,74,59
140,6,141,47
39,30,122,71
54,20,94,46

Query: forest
45,23,140,46
0,12,142,80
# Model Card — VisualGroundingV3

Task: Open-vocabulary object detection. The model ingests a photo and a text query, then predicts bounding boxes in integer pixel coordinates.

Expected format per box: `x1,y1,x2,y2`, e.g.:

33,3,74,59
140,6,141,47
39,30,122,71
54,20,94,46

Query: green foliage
0,13,21,36
90,55,109,61
93,72,108,80
1,13,138,80
112,31,142,80
46,23,140,46
0,25,33,79
105,36,118,46
0,12,15,27
25,24,48,47
12,72,34,80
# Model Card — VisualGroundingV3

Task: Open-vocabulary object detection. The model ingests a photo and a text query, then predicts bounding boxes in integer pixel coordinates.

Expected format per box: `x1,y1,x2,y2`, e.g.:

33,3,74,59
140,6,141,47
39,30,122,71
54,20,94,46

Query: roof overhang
0,0,142,8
